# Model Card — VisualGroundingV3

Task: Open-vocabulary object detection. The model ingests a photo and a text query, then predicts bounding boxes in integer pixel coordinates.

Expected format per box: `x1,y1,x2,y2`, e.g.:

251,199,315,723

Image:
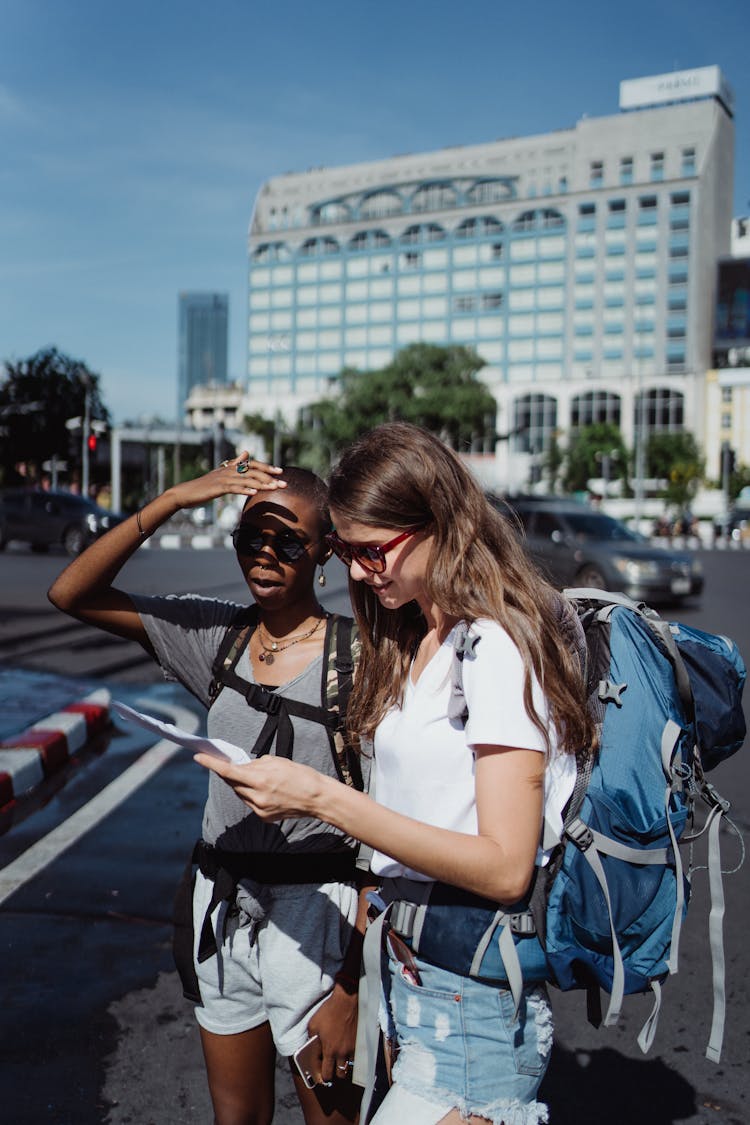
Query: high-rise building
178,292,229,418
246,67,734,488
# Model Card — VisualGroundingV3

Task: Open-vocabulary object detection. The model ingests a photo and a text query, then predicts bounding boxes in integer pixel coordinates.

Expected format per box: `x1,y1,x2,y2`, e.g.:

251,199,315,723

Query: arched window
512,208,565,233
635,388,684,435
360,190,403,219
411,182,457,213
455,216,504,239
252,241,290,262
348,229,392,250
400,223,446,244
512,394,558,454
467,179,517,205
299,236,340,257
571,391,622,430
311,200,352,226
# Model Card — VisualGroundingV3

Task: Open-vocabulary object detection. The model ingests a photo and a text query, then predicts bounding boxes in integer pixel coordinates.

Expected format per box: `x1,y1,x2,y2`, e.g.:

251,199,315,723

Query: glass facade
178,293,229,415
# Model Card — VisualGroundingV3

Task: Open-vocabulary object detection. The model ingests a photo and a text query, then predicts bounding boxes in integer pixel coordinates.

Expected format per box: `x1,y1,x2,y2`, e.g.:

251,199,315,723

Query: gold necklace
257,617,325,664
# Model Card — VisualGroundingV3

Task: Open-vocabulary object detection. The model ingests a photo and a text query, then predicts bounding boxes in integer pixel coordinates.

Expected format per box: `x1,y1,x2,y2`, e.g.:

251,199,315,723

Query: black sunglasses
231,526,313,563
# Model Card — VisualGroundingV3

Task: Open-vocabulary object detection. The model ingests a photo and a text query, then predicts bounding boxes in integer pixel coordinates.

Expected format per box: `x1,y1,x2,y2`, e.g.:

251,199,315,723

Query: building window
360,190,403,219
671,191,690,207
571,393,625,432
453,296,476,313
590,160,604,188
721,412,732,430
722,387,733,403
681,147,696,176
481,292,504,311
299,237,340,257
401,223,446,244
650,152,665,182
253,242,290,263
402,251,421,269
491,242,504,260
620,157,633,185
411,182,457,213
512,393,558,454
511,208,565,234
575,391,620,429
312,200,352,226
636,388,684,434
467,179,517,205
455,216,504,239
348,230,392,251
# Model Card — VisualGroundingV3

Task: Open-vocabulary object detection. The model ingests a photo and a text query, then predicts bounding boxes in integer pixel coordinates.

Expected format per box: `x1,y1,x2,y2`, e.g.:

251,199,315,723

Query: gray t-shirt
132,593,365,854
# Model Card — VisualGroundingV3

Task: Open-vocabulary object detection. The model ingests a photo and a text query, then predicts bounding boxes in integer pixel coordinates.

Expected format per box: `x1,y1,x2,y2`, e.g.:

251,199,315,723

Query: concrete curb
143,532,234,551
0,687,111,812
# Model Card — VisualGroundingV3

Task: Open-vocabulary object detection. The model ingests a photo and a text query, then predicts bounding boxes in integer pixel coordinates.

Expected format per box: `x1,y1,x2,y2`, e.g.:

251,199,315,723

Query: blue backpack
381,589,746,1062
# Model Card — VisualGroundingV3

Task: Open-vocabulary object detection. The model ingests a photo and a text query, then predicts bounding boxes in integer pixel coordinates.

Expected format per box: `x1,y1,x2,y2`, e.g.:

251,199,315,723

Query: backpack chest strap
221,665,339,759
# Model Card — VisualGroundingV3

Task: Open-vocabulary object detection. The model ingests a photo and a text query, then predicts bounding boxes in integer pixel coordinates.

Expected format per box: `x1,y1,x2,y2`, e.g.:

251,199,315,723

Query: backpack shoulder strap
208,605,258,705
323,614,365,790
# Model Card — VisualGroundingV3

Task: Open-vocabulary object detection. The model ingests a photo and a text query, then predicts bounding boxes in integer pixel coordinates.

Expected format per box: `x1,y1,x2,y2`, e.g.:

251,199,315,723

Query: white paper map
112,700,252,765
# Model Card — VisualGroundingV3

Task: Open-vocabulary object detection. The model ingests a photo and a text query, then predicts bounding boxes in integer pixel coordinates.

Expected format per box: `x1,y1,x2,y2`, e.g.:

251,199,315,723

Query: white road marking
0,700,199,908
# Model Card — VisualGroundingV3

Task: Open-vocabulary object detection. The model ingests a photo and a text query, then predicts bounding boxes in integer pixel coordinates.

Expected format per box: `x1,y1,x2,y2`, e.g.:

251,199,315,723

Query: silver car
491,496,703,604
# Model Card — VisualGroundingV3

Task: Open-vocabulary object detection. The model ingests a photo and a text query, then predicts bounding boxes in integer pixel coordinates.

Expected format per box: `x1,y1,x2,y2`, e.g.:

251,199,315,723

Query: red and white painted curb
0,688,111,811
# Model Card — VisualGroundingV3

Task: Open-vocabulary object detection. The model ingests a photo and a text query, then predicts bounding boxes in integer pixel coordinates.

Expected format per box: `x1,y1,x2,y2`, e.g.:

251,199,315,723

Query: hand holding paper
112,700,252,765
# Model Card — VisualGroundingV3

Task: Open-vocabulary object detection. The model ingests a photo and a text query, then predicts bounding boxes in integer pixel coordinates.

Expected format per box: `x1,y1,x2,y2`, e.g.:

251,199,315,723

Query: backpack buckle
248,687,282,715
702,782,731,813
566,818,594,851
509,912,536,935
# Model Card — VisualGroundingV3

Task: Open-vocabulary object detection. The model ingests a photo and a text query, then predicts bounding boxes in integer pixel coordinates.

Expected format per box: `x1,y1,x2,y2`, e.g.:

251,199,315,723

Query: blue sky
2,0,748,424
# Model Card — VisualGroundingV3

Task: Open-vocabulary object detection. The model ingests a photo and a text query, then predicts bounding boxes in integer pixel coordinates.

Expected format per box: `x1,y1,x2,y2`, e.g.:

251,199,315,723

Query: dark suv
0,488,124,555
490,495,703,604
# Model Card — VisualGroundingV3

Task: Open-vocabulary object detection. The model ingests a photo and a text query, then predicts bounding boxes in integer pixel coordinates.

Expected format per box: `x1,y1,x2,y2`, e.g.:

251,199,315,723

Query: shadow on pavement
541,1045,697,1124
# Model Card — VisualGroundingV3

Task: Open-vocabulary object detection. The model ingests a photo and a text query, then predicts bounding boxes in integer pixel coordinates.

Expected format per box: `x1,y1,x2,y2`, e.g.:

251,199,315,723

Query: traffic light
87,431,98,453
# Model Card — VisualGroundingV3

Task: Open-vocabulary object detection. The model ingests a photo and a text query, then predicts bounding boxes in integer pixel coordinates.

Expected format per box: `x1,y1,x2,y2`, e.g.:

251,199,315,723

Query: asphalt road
0,544,748,1124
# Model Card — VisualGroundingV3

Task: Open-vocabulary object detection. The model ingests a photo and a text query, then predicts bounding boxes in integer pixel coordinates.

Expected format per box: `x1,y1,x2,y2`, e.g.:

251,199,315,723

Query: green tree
645,431,704,509
0,348,109,484
562,423,629,494
299,344,497,461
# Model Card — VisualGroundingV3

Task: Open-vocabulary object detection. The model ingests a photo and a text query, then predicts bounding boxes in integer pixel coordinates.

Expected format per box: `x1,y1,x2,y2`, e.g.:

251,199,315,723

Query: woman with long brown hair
196,423,592,1125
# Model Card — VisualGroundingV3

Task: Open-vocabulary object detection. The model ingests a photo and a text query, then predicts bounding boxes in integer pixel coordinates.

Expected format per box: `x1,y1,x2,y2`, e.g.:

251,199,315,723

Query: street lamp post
633,343,646,532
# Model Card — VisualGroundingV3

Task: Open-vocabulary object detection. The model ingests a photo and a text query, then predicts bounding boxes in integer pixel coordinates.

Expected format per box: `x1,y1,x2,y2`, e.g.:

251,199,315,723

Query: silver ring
220,459,231,468
236,461,250,475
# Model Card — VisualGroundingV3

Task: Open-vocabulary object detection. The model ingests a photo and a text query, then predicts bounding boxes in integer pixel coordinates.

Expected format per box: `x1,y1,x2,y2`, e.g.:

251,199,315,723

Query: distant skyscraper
177,292,229,417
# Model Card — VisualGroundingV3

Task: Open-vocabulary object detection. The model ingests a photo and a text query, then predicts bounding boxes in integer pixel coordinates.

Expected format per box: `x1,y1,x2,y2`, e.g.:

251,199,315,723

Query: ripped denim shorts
380,943,553,1125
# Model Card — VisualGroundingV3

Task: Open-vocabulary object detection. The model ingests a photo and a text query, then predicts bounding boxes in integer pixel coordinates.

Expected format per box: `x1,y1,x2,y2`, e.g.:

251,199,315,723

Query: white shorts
192,869,359,1057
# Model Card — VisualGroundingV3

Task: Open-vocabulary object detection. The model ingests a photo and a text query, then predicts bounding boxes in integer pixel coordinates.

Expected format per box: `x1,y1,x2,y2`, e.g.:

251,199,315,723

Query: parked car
489,495,703,603
0,488,125,555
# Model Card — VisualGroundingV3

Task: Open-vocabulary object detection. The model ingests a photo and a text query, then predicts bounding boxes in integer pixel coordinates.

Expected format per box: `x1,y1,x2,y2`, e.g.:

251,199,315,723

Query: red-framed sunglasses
325,526,426,574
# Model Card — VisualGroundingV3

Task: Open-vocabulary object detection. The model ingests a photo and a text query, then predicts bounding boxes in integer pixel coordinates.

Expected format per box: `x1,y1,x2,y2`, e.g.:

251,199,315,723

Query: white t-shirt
370,618,577,880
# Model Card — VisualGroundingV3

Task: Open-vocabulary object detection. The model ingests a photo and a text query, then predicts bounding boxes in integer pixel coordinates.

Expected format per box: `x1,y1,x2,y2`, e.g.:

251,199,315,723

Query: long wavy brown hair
329,422,593,756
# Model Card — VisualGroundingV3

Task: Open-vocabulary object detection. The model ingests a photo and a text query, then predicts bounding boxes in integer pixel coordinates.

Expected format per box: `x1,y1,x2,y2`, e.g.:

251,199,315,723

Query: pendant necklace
257,616,325,665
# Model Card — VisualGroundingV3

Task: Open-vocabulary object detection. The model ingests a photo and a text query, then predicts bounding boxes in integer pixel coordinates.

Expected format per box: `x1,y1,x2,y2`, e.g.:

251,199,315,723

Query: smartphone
293,1034,322,1089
